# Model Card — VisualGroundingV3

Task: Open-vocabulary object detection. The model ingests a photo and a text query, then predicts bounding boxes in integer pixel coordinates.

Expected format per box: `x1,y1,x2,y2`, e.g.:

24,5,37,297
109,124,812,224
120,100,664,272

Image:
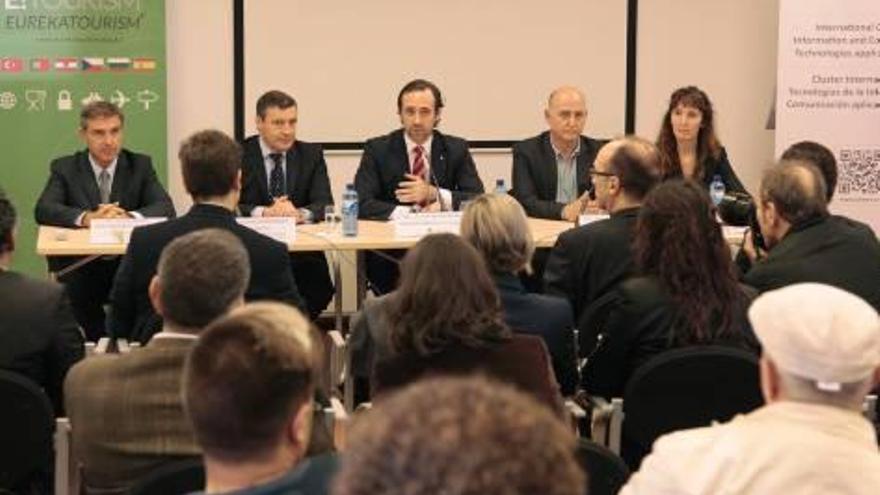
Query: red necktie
412,145,426,179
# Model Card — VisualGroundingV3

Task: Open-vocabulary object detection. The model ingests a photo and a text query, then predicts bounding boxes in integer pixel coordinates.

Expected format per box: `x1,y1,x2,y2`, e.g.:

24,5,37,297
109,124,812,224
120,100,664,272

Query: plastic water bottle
709,175,726,206
342,183,358,237
494,178,508,194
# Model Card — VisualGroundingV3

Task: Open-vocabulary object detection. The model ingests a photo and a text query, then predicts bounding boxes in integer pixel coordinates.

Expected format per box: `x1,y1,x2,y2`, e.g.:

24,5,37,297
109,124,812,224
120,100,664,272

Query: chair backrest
577,290,621,359
575,439,630,495
127,458,204,495
0,370,54,491
621,346,763,467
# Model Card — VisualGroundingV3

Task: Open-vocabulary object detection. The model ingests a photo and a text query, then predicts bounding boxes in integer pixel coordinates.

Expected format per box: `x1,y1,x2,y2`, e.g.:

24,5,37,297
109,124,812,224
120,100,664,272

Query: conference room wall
635,0,780,195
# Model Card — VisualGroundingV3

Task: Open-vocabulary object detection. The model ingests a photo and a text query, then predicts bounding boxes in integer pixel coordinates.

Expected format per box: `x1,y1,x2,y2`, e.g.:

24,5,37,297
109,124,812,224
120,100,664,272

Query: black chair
0,370,55,494
620,346,763,468
127,459,204,495
575,439,630,495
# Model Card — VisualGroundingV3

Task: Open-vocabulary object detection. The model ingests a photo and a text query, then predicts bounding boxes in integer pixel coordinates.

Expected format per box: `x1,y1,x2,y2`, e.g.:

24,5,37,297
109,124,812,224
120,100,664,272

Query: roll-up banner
0,0,166,274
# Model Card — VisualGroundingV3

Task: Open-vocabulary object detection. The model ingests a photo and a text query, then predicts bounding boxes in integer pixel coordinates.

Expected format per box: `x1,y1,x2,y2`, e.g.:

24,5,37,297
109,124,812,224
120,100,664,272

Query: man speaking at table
34,101,175,341
239,90,334,319
109,130,305,344
354,79,484,293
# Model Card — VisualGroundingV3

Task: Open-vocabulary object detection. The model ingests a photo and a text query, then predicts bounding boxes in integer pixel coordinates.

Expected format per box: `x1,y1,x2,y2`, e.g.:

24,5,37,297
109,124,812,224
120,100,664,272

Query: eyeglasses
588,170,615,178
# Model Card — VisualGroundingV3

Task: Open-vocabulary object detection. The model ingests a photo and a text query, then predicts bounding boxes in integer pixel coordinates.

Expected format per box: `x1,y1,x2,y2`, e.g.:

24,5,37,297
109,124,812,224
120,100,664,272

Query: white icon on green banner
81,91,103,106
137,89,159,110
0,92,16,110
110,90,130,108
25,90,47,111
58,90,73,111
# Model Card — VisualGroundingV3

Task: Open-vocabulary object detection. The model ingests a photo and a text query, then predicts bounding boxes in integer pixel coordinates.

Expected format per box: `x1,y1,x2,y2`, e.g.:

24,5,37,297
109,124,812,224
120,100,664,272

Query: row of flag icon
0,57,157,73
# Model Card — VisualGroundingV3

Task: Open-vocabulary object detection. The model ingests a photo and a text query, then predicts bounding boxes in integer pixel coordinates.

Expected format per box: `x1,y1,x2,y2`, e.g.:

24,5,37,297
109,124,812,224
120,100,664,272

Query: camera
717,192,766,251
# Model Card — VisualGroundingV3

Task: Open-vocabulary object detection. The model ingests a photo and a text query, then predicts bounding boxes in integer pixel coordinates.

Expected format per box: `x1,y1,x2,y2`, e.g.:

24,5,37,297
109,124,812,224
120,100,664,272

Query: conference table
36,218,748,330
35,218,579,329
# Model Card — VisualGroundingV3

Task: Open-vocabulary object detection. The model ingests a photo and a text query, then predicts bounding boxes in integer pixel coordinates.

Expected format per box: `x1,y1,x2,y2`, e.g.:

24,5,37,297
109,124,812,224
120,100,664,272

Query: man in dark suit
185,303,338,495
65,229,250,495
34,101,175,340
0,194,83,415
743,160,880,311
239,90,334,319
511,86,605,221
354,79,484,293
109,130,306,344
544,137,662,351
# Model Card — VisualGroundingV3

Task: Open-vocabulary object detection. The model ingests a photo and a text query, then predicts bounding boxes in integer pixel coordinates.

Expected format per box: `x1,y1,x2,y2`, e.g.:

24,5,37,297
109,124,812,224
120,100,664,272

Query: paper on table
89,218,167,244
236,217,297,243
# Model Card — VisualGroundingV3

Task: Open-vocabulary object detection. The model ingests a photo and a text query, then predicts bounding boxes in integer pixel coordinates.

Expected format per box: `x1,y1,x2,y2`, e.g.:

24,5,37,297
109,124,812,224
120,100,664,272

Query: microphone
429,152,448,212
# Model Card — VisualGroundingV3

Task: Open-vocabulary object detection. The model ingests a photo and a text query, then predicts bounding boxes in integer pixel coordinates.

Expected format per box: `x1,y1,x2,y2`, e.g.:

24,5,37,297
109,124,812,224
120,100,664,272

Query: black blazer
544,207,640,322
354,129,484,220
700,147,748,195
744,215,880,311
583,276,759,399
0,271,84,415
109,204,306,343
494,272,578,395
511,131,605,219
239,136,334,219
35,148,175,227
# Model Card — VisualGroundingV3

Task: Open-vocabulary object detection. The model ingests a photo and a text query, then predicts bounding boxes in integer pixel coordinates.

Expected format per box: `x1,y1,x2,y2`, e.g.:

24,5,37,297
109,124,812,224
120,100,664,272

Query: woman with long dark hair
583,180,758,397
656,86,747,194
372,233,563,412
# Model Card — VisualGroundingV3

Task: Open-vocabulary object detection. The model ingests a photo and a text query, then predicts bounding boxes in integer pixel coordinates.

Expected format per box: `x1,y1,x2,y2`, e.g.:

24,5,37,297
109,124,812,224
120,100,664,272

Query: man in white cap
621,283,880,495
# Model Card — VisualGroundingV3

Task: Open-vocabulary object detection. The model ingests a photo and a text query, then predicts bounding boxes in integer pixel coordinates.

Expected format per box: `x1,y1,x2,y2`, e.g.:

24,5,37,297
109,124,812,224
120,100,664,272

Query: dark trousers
365,249,406,296
56,257,119,341
290,252,335,320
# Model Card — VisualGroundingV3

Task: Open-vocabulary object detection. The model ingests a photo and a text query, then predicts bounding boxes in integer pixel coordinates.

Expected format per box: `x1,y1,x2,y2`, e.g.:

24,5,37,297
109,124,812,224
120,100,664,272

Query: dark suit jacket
372,334,564,415
239,136,334,219
354,129,484,219
511,131,605,219
744,215,880,311
109,204,306,343
64,336,200,494
544,207,640,322
700,147,748,195
189,453,339,495
494,272,578,395
583,276,759,399
0,271,84,415
34,148,175,271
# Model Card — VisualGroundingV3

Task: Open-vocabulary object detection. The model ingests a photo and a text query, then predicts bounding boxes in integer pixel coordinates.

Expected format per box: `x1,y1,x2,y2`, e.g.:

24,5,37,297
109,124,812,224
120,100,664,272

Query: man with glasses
239,90,334,320
511,86,605,221
544,137,662,333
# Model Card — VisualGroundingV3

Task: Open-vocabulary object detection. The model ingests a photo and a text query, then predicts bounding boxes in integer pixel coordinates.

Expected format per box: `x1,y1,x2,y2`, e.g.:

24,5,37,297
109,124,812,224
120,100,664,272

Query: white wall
636,0,780,194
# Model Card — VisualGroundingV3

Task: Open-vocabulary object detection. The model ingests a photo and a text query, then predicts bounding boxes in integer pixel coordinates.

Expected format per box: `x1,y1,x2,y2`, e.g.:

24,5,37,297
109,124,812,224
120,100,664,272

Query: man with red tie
354,79,484,293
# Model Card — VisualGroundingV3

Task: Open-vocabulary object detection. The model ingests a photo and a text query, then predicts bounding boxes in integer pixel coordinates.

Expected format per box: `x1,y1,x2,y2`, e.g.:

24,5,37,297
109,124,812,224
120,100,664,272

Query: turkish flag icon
0,58,23,72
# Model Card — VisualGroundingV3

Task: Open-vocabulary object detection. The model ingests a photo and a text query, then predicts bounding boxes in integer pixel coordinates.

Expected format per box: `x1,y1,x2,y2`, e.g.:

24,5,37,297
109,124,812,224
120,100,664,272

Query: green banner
0,0,166,275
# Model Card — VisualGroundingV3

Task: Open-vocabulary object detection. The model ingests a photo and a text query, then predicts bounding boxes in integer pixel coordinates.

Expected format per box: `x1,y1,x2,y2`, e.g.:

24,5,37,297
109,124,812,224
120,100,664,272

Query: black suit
109,203,306,343
511,131,605,220
354,129,484,293
34,149,175,340
743,215,880,311
544,207,640,331
0,271,84,415
494,272,578,395
239,136,334,318
699,147,748,195
355,129,484,220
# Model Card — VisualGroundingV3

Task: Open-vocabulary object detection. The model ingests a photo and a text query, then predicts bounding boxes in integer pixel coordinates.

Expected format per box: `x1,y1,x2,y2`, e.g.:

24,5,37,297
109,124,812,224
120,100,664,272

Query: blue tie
269,153,285,198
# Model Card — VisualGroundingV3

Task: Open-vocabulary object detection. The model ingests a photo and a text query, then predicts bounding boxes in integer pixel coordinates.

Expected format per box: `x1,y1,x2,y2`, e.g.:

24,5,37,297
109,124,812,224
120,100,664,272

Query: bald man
744,160,880,311
511,86,606,221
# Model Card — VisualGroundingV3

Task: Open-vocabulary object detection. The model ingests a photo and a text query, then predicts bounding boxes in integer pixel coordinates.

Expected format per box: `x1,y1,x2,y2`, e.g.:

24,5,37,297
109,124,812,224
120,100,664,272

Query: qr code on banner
838,149,880,196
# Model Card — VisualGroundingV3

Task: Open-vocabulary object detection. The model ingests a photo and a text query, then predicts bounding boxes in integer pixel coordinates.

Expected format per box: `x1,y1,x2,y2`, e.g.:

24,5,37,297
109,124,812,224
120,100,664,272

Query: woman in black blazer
460,193,579,395
583,180,759,398
655,86,747,195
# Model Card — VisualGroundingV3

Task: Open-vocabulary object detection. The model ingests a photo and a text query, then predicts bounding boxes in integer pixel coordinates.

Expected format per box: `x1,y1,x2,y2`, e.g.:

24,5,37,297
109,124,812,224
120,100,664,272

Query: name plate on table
236,217,297,243
89,218,167,244
394,212,463,238
578,213,610,227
